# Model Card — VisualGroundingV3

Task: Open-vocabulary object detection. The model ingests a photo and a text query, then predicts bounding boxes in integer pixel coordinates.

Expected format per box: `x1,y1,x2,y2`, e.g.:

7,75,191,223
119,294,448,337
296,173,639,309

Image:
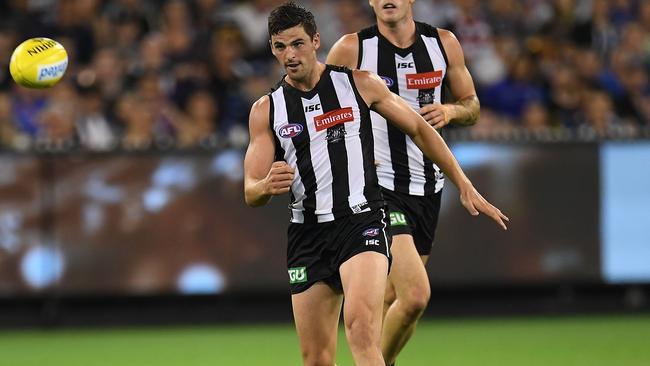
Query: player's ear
313,32,321,50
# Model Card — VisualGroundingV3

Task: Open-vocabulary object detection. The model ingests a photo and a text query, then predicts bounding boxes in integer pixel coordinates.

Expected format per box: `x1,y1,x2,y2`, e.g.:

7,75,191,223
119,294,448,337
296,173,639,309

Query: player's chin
378,12,401,22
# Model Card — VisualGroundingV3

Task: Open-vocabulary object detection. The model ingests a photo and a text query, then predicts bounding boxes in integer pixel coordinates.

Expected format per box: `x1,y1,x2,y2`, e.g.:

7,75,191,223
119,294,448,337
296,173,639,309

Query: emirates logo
314,107,354,131
406,70,443,89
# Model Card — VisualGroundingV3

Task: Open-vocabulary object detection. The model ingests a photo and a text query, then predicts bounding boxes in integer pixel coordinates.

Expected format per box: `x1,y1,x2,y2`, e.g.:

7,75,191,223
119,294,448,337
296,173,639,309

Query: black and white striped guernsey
357,22,447,196
269,65,382,224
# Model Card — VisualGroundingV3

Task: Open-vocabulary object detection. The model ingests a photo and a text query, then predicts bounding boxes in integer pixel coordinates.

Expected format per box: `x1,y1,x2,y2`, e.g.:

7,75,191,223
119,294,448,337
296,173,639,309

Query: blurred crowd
1,0,650,151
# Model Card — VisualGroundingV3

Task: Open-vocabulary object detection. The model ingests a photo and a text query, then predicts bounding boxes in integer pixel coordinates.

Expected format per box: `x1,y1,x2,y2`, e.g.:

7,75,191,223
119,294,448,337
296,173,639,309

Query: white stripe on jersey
300,94,334,220
359,37,379,71
330,70,368,209
371,109,395,191
271,87,306,211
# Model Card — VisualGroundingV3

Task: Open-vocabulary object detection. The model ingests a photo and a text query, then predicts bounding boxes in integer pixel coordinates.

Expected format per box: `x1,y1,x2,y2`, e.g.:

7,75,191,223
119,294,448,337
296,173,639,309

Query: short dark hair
268,1,317,39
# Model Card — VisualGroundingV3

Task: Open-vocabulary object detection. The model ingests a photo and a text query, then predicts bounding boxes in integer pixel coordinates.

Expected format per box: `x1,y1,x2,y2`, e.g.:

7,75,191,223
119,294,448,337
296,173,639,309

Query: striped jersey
357,22,447,196
269,65,382,224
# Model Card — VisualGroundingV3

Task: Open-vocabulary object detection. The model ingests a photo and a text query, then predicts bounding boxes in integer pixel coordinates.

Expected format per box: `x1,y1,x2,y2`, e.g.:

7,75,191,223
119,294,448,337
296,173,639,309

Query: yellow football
9,38,68,89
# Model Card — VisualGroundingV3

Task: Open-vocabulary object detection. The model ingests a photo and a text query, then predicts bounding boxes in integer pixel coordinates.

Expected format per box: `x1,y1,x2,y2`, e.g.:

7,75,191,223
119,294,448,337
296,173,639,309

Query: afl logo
279,123,303,138
380,76,393,87
362,228,381,237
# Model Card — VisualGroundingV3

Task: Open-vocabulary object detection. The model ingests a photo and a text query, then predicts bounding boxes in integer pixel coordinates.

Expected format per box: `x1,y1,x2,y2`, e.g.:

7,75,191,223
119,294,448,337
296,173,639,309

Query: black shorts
286,209,391,294
381,187,442,256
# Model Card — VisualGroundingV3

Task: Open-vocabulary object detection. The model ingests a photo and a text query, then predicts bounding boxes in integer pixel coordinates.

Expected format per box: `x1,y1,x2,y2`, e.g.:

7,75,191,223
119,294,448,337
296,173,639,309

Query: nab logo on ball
278,123,303,138
9,37,68,89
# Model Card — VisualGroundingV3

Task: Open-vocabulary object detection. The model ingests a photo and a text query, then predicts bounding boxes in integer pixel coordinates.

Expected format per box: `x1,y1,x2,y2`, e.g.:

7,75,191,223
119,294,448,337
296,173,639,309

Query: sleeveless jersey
269,65,382,223
357,22,447,196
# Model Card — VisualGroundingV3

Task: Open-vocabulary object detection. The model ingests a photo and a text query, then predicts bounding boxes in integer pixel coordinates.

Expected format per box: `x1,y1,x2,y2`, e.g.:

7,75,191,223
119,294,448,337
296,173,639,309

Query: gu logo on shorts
362,228,381,237
380,76,394,87
390,212,408,226
406,70,443,89
314,107,354,131
288,267,307,284
278,123,304,138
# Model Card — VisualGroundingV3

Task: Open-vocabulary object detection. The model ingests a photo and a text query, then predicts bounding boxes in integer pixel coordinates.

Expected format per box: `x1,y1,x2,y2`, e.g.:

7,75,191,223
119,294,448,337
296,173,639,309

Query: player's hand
264,161,295,195
459,183,509,230
419,103,450,129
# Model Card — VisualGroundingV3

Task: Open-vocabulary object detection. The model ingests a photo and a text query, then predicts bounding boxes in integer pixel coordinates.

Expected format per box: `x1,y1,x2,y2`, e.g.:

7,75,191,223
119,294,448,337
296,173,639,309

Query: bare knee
301,348,336,366
345,311,378,352
399,284,431,321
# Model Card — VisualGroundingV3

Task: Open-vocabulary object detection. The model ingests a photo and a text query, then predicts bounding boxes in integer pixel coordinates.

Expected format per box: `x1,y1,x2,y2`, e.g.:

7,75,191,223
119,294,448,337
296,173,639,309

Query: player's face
369,0,414,24
270,25,320,82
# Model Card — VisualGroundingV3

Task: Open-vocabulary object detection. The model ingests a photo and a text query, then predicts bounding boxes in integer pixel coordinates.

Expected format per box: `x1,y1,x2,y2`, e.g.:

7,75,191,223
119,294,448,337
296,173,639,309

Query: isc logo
304,103,321,113
278,123,303,138
397,62,414,69
288,267,307,284
365,239,380,246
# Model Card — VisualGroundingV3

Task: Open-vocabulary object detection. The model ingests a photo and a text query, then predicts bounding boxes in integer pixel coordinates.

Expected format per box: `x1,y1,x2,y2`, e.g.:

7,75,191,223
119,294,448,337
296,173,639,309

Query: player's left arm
420,29,479,129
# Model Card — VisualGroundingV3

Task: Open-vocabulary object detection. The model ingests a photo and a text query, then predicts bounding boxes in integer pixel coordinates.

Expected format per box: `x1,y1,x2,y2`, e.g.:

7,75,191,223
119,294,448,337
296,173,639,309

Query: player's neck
377,17,416,49
285,62,326,92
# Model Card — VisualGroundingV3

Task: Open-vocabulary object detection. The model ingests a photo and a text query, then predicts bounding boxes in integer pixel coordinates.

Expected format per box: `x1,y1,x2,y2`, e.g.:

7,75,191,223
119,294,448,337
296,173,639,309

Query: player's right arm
244,96,295,207
354,70,508,230
326,33,359,68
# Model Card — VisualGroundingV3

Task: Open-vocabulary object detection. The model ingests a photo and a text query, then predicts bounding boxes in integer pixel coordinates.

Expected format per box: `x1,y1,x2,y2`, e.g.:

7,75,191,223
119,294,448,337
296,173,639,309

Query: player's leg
383,277,396,317
340,251,389,366
292,282,344,366
381,234,431,365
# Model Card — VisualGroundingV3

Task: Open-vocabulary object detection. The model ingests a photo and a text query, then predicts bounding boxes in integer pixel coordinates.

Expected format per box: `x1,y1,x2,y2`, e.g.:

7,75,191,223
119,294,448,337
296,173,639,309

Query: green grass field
1,315,649,365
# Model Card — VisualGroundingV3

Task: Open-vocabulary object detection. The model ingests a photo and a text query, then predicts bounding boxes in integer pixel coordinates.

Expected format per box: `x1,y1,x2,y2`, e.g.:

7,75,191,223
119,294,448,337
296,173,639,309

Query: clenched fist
264,161,295,195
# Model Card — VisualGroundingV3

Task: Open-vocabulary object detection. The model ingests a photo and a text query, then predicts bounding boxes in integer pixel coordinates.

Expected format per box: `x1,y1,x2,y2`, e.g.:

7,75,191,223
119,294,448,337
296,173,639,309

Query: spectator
1,0,650,148
37,83,78,147
116,93,154,150
521,102,551,131
75,84,119,151
176,89,218,148
577,89,633,138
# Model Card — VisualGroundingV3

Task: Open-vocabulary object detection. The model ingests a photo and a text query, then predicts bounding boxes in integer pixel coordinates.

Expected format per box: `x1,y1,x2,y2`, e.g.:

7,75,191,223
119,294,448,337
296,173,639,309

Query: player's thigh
388,234,430,300
340,251,389,328
291,282,343,355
